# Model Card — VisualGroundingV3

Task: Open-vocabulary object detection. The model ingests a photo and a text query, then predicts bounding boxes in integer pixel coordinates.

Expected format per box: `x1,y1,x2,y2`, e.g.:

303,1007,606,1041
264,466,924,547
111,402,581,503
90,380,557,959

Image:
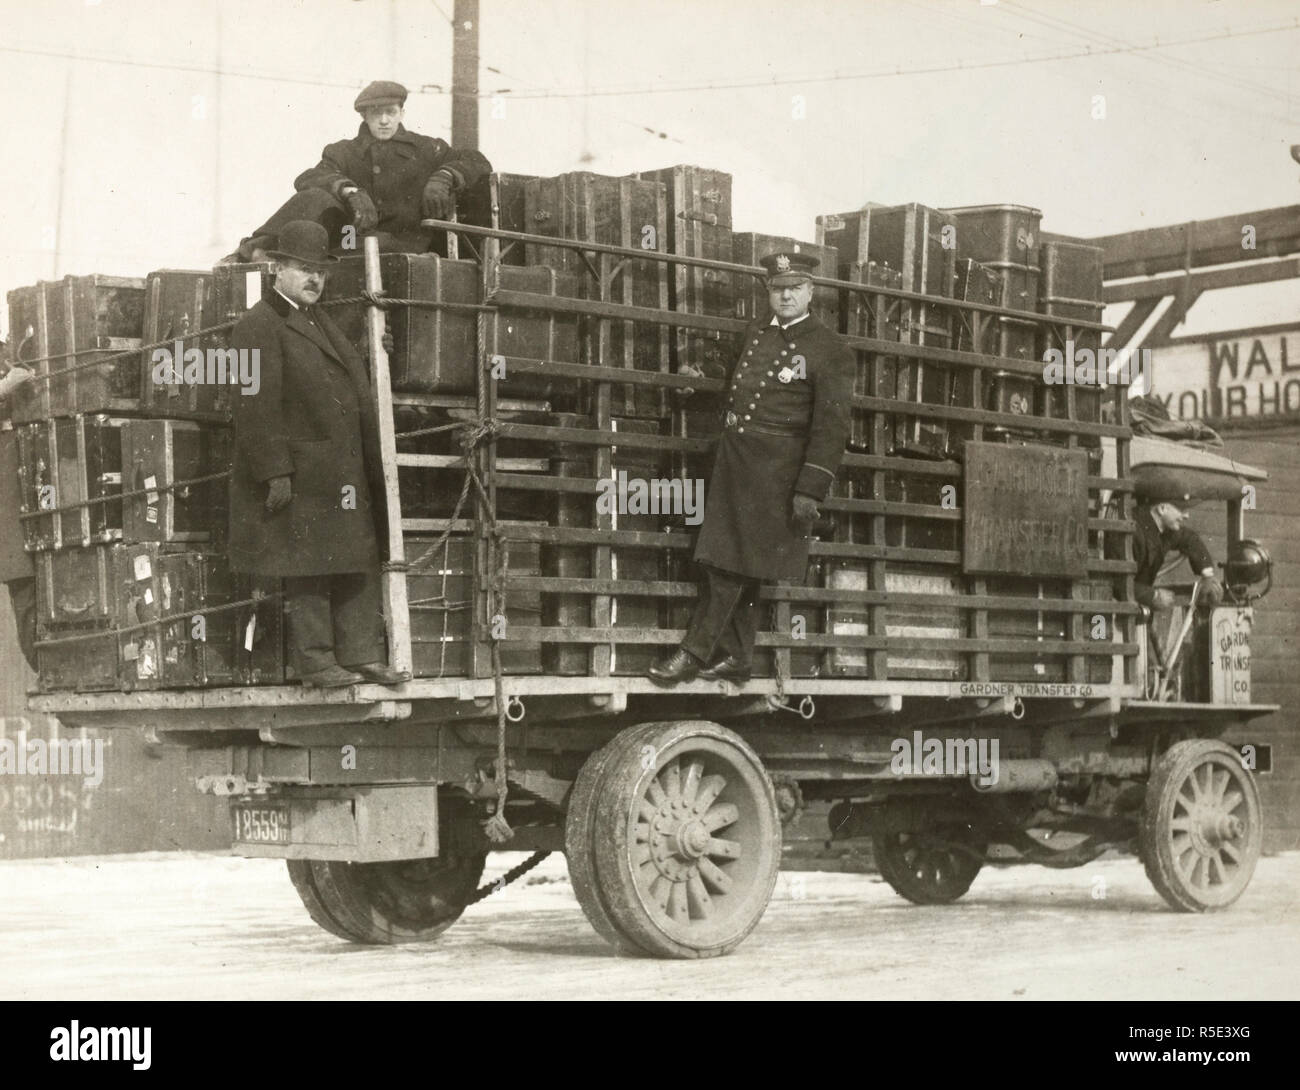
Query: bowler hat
760,250,819,287
354,80,408,112
265,221,339,267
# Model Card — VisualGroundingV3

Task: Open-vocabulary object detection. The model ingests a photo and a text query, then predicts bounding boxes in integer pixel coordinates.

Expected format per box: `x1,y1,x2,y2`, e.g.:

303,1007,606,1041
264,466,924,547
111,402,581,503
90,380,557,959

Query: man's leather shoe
350,662,412,685
301,664,365,688
699,655,751,683
646,648,702,685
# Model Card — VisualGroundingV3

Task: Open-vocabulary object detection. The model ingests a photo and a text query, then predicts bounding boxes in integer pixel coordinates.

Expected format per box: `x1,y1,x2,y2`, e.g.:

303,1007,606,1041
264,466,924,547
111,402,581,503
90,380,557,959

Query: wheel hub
1200,810,1244,846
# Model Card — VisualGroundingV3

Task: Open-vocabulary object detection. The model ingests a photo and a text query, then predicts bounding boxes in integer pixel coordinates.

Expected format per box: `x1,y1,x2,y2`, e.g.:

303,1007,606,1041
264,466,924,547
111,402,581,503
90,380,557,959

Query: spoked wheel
286,810,487,944
573,721,781,959
872,828,986,905
1140,739,1262,912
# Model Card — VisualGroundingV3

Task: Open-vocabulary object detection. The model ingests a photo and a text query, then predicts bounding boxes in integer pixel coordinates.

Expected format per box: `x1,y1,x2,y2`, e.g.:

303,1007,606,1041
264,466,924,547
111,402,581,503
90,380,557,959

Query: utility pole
451,0,479,150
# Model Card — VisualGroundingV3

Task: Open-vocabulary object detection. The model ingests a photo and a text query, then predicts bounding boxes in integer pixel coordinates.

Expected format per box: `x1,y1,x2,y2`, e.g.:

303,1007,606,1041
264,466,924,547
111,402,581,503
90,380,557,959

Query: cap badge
775,254,791,272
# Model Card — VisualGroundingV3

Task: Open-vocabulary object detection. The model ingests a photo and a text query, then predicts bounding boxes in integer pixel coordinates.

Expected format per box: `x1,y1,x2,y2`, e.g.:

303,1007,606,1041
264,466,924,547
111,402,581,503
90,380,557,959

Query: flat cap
354,80,408,112
760,250,819,286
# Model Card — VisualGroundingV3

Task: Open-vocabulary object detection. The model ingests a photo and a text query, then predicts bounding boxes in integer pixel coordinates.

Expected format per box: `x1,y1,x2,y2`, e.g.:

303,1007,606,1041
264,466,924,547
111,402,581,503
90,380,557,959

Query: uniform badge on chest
777,367,795,384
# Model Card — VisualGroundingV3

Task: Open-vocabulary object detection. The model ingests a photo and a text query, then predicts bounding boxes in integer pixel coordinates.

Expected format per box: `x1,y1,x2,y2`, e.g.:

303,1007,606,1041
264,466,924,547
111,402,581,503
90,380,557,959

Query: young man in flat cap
1107,498,1223,616
227,220,408,687
226,80,491,261
649,251,853,684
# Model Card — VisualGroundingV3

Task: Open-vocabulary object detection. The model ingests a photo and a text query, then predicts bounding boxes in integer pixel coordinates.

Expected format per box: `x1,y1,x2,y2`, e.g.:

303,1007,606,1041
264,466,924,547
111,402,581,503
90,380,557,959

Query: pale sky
1,0,1297,340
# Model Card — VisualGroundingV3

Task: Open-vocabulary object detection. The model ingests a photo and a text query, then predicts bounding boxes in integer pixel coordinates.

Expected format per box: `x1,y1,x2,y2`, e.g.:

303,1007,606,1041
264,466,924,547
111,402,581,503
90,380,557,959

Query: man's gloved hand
1196,574,1225,609
367,323,395,356
343,188,379,231
421,170,456,219
1151,588,1176,611
792,493,819,529
265,475,293,513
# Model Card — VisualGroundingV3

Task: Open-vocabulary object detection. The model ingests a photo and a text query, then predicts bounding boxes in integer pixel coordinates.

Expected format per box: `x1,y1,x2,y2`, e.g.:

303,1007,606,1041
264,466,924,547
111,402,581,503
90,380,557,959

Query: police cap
760,250,819,287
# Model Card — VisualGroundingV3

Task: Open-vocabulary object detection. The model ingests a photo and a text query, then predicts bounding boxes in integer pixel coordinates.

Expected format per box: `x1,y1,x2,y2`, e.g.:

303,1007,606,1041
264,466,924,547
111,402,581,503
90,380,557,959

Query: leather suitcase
120,419,231,544
816,203,957,298
943,205,1041,361
140,269,232,420
406,531,542,678
732,233,840,331
115,546,283,690
16,414,128,551
7,276,145,423
525,172,670,418
211,262,275,321
324,254,584,398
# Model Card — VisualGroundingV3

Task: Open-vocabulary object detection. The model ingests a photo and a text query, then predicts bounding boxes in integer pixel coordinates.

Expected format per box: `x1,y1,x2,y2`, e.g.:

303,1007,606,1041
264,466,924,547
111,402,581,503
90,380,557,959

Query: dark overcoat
694,313,853,582
227,291,385,577
295,124,491,250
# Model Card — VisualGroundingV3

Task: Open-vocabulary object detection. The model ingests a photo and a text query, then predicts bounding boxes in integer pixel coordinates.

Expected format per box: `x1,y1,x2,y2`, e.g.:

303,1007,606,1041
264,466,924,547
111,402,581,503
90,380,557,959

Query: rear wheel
872,829,986,905
1140,739,1262,912
286,809,487,944
585,721,782,959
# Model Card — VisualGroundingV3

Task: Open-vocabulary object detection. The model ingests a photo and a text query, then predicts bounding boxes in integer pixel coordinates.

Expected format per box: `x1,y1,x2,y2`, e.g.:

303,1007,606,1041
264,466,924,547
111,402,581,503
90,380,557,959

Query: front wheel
580,721,782,959
1140,739,1262,912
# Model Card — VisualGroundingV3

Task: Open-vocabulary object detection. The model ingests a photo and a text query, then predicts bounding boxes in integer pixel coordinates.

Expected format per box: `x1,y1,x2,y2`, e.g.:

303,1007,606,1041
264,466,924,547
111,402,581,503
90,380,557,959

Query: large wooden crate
139,268,233,420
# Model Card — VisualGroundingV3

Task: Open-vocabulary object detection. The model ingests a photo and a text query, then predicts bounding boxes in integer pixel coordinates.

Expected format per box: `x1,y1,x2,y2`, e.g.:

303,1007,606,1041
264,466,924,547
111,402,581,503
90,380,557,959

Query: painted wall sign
1151,326,1300,420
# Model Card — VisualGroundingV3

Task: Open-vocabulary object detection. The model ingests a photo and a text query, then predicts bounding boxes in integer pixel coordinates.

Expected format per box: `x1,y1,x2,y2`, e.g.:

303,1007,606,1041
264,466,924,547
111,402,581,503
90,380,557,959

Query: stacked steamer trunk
943,205,1044,442
524,171,670,419
1038,238,1106,434
456,172,538,266
944,206,1076,685
517,172,674,675
10,271,283,692
631,166,736,641
815,204,963,679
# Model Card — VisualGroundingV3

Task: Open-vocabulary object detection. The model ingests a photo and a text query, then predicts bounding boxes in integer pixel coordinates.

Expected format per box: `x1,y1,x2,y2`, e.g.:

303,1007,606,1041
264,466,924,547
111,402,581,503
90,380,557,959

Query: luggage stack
8,271,283,692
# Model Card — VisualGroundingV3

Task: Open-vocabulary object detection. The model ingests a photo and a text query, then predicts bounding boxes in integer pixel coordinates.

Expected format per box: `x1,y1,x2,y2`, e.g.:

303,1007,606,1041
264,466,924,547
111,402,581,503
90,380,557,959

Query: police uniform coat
227,291,385,577
294,124,491,251
693,314,853,582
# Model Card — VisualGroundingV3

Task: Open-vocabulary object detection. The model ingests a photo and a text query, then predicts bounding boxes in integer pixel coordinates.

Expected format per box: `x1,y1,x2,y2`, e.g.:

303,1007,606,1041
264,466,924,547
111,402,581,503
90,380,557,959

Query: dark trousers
682,566,760,665
4,576,37,673
245,189,433,256
284,569,386,676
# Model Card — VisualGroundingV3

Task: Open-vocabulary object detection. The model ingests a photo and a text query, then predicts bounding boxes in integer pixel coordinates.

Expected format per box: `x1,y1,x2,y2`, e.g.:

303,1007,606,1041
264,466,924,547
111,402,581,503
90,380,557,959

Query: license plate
232,804,291,844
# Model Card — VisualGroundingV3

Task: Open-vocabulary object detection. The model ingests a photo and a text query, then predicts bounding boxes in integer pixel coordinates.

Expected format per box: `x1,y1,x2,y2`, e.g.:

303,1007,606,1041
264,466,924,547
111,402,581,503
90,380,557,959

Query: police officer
226,80,491,261
648,252,853,684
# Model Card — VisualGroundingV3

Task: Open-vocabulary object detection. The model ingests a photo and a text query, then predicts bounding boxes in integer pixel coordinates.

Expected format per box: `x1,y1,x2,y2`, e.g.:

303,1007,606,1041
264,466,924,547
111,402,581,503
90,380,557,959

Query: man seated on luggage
227,220,408,688
225,80,491,262
1115,498,1224,617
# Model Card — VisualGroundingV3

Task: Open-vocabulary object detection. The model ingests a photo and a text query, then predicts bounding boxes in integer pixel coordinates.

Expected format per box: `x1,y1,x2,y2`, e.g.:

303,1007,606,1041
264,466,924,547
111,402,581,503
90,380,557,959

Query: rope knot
360,288,391,309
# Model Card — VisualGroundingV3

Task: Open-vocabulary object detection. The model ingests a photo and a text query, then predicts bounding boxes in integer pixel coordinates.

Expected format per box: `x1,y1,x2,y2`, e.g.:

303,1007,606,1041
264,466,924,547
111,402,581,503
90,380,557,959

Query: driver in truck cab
1112,499,1224,616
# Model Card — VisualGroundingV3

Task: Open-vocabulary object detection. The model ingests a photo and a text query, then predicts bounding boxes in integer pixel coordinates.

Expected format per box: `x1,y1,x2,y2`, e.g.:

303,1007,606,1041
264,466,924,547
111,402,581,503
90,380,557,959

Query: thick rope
35,591,282,648
18,319,239,381
321,294,496,314
18,470,231,520
463,850,553,907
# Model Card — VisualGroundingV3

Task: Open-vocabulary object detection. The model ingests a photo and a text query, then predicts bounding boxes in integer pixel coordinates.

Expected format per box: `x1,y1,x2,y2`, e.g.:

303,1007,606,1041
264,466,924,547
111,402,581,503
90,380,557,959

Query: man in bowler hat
227,220,408,687
649,251,853,684
226,80,491,261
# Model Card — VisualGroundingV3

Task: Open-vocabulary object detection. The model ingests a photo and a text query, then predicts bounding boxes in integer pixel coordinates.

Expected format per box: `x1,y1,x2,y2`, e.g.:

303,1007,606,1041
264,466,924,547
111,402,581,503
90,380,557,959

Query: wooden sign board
963,443,1089,578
